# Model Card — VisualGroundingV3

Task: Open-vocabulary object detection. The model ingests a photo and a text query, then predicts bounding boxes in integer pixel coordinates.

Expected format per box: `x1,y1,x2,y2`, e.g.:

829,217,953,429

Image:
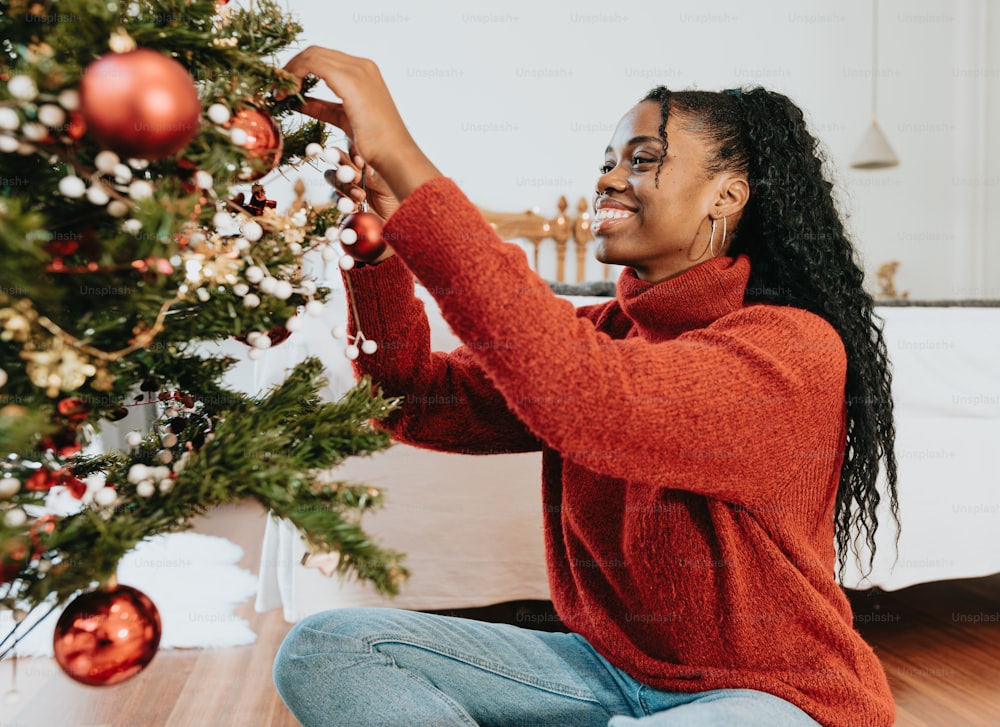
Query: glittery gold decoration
108,28,138,54
21,339,97,397
91,367,116,392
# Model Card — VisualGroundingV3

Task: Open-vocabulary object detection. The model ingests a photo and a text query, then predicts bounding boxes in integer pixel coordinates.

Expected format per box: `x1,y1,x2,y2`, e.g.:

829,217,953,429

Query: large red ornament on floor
227,105,283,181
79,49,201,160
53,583,162,686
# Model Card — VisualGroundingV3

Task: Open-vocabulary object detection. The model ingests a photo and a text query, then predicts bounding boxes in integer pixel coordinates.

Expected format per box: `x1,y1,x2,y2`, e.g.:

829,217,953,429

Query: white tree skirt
1,532,258,657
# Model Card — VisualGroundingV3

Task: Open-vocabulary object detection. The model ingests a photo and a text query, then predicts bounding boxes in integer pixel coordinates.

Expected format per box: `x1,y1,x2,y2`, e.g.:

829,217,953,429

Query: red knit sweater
345,177,895,727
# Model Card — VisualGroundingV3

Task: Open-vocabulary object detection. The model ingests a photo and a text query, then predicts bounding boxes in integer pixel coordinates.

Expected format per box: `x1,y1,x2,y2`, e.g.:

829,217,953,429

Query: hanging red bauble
37,428,81,458
57,397,92,424
79,49,201,160
227,105,283,181
65,111,87,141
53,583,162,687
340,212,386,263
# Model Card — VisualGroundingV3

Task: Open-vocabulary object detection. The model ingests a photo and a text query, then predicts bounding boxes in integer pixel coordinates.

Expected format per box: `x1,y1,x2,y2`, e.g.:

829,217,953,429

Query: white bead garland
94,486,118,507
37,104,66,128
21,122,46,141
272,280,293,300
107,200,130,217
6,75,37,101
95,150,120,174
58,89,80,110
86,184,110,206
242,220,263,242
113,163,133,183
58,175,86,199
0,108,18,131
194,170,214,190
129,180,154,200
3,508,26,528
0,476,20,498
128,464,150,483
207,103,231,125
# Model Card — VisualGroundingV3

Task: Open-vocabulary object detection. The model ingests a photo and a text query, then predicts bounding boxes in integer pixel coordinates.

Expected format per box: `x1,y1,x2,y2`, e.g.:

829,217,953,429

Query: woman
274,47,898,727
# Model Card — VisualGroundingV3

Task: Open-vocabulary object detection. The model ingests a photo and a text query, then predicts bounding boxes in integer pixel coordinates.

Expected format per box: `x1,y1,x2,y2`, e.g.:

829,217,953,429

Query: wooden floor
3,504,999,726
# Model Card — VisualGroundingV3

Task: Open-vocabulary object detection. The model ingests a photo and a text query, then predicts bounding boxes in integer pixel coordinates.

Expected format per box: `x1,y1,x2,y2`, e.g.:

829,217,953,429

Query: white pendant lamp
851,0,899,169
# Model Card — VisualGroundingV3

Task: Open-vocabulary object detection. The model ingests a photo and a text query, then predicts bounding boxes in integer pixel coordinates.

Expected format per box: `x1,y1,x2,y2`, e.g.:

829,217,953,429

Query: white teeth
594,208,634,220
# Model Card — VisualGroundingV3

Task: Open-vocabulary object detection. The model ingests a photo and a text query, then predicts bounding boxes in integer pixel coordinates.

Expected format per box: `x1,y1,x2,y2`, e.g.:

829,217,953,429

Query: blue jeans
273,608,821,727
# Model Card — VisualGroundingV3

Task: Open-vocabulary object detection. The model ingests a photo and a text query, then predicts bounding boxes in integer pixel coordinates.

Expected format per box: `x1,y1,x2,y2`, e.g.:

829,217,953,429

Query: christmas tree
0,0,406,683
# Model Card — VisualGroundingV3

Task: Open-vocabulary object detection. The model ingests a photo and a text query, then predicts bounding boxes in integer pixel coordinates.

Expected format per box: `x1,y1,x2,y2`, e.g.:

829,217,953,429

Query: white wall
263,0,996,299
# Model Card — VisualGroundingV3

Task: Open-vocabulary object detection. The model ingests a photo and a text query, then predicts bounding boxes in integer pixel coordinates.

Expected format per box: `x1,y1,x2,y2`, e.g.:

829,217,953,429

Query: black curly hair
641,86,898,580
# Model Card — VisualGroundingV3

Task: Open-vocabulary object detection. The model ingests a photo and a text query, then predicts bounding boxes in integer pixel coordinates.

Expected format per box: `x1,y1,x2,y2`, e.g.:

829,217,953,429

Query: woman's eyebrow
605,135,664,154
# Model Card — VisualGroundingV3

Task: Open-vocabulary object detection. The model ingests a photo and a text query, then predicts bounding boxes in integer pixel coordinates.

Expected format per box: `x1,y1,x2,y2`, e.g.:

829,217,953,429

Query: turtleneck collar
615,254,751,340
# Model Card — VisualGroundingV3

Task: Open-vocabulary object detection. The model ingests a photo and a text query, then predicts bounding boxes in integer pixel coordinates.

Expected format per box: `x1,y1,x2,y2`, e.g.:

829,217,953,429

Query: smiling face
592,100,748,283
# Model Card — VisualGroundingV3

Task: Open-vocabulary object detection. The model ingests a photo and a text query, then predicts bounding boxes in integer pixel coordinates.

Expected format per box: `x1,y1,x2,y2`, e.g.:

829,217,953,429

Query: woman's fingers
283,46,440,201
299,97,354,140
334,148,367,202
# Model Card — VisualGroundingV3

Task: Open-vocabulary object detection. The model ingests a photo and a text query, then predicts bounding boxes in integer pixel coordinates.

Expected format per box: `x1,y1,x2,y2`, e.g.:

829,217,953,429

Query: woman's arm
374,178,848,506
344,255,543,455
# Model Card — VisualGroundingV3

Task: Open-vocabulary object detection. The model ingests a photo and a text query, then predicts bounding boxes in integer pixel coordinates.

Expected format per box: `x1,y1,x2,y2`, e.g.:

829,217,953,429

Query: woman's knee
273,608,393,693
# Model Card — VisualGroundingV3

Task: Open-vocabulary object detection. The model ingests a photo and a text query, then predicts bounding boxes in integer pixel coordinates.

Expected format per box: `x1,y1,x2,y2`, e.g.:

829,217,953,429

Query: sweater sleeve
377,177,848,507
343,254,543,454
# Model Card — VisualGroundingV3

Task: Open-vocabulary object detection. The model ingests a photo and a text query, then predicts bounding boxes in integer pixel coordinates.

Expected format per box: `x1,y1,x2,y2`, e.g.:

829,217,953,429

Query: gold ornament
91,367,117,392
0,309,31,342
108,28,138,54
21,339,97,397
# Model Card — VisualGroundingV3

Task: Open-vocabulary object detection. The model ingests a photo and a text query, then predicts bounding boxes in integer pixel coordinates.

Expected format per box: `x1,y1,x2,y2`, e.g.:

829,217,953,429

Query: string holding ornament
333,166,383,360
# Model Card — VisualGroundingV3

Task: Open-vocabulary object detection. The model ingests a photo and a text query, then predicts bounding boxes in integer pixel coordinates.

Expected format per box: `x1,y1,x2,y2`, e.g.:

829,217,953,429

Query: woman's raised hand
327,148,400,222
284,47,440,202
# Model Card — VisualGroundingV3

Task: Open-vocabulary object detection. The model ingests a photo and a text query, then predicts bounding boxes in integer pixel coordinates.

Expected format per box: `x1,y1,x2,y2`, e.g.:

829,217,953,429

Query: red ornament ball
53,584,162,686
227,106,283,181
340,212,386,263
79,49,201,161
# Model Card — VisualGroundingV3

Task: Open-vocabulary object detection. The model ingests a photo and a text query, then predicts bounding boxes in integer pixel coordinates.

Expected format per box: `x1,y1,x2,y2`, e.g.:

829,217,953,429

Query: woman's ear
715,174,750,218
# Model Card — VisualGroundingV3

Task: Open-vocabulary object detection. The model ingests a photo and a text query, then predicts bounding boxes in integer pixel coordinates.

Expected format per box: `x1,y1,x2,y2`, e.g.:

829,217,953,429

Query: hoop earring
709,215,728,258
